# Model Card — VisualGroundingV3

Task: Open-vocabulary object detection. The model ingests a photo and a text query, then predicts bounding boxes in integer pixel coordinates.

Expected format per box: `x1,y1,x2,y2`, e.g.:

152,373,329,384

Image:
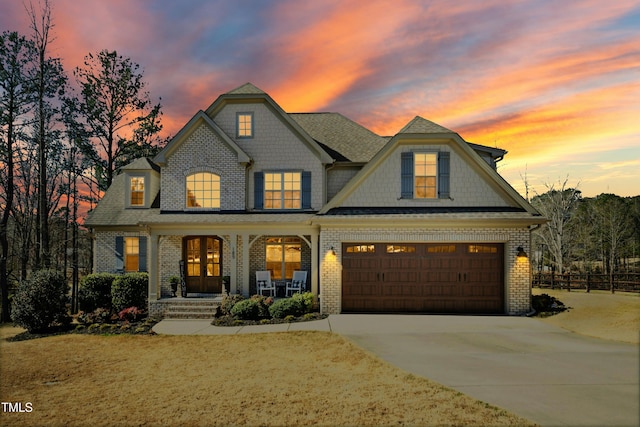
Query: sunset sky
2,0,639,198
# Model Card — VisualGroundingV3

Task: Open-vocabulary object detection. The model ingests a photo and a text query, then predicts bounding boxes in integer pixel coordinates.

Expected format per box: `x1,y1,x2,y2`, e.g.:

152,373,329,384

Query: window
427,244,456,253
124,237,139,272
186,172,220,208
265,172,301,209
386,245,416,253
130,177,145,206
414,153,437,198
468,244,498,254
345,244,375,253
266,237,301,280
115,236,146,272
237,112,253,138
401,151,450,199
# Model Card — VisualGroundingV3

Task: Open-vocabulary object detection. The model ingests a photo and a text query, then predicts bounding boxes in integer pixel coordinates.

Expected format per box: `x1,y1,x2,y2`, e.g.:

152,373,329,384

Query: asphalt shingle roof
398,116,455,134
289,113,387,163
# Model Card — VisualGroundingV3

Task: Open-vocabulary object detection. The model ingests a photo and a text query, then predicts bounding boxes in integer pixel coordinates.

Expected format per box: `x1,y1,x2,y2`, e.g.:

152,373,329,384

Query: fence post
567,272,571,292
586,272,590,293
551,270,555,290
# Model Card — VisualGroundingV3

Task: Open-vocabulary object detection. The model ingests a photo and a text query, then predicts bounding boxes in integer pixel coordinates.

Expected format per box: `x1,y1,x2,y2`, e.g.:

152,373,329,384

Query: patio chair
256,271,275,297
286,270,307,297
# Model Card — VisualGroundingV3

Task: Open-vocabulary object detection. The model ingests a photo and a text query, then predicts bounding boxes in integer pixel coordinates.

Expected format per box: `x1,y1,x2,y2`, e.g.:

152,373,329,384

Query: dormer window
237,112,253,138
130,176,145,206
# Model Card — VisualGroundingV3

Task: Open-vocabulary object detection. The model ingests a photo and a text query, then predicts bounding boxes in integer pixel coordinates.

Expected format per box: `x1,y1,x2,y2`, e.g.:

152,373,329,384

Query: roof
120,157,160,172
398,116,455,134
289,113,387,163
226,82,266,95
85,173,154,227
324,206,530,215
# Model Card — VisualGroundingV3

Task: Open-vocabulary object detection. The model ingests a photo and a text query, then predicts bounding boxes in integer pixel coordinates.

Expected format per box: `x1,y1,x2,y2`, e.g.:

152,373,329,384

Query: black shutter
302,171,311,209
254,172,264,209
115,236,124,273
438,151,450,199
401,152,414,199
138,237,147,272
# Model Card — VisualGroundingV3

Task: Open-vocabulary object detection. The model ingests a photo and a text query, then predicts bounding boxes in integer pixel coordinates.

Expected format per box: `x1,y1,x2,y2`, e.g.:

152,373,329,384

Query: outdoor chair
286,270,307,297
256,271,275,297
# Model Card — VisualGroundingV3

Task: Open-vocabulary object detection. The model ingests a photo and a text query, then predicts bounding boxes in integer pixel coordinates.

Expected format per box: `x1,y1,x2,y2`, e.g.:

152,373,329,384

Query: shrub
269,292,314,319
231,295,272,320
78,273,116,312
77,308,113,325
532,293,566,314
10,269,71,332
118,306,145,322
220,293,245,316
111,272,148,312
292,292,314,313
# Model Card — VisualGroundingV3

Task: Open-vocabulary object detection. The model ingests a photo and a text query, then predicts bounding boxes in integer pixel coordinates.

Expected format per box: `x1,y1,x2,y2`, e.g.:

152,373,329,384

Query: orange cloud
265,0,423,112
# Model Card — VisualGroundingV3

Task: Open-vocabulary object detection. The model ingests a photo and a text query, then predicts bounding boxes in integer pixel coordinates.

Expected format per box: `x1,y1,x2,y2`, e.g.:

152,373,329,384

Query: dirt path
533,288,640,344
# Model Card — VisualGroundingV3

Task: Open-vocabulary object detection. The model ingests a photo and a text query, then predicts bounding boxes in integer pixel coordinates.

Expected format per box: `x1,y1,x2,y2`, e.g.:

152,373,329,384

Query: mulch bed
6,318,160,342
211,312,328,326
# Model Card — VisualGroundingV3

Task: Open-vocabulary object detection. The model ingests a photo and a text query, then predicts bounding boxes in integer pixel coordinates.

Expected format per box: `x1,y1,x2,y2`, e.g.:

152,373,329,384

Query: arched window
186,172,220,208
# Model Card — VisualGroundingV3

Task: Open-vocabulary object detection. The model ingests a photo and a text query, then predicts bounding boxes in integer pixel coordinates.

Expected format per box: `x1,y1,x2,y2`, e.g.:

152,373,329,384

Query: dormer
121,158,160,209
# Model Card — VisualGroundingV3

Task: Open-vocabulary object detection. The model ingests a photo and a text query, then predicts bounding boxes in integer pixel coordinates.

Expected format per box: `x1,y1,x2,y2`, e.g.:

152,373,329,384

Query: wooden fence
532,272,640,293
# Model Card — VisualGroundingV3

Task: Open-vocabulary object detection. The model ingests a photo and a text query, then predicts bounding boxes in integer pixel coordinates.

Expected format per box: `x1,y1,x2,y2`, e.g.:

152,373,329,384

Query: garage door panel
342,242,504,314
385,283,423,297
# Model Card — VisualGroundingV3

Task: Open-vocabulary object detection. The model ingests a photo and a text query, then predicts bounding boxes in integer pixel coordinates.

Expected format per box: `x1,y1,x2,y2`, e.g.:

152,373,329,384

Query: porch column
311,233,319,297
241,233,250,297
148,234,160,300
229,233,237,294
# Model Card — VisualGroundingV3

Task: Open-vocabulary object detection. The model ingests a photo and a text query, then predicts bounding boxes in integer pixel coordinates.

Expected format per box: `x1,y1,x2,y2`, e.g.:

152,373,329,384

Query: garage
341,243,504,314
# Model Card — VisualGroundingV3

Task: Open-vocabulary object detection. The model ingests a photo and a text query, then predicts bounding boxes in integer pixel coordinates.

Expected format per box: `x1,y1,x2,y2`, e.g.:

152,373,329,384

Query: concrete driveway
328,314,639,427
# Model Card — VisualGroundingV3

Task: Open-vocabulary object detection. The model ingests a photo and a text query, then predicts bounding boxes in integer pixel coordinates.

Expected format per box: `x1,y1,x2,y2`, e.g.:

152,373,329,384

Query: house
85,83,545,317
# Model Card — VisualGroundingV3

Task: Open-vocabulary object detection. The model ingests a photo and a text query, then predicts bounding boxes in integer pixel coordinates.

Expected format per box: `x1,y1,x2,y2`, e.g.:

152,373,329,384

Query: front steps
154,296,224,319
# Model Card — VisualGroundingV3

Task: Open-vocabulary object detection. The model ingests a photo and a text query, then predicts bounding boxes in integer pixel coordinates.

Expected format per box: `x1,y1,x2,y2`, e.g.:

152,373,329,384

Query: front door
183,236,222,293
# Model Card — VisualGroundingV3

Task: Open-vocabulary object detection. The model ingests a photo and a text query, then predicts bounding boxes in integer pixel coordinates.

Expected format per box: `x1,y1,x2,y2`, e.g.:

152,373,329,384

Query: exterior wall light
330,246,336,256
516,246,528,258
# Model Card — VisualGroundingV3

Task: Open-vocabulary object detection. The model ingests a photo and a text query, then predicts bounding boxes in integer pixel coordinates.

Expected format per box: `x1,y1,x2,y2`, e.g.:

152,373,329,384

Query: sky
2,0,639,198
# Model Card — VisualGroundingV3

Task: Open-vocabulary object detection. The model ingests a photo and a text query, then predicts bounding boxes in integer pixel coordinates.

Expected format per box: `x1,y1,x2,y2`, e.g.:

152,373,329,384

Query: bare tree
26,0,67,268
592,194,632,292
531,177,581,274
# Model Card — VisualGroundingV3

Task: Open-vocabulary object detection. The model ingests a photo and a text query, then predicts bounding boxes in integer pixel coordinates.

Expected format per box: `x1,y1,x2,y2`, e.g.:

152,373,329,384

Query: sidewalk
152,317,332,335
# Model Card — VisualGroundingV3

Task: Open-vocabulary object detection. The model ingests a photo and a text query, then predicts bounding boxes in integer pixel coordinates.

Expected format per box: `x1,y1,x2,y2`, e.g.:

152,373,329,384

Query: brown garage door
342,243,504,314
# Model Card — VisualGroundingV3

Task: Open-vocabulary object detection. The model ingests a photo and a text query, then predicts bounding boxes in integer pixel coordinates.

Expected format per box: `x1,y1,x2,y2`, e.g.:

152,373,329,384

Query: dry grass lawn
3,289,638,426
0,329,534,427
533,288,640,344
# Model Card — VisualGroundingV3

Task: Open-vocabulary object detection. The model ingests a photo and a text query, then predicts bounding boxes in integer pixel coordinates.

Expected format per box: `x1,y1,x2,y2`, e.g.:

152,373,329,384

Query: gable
154,111,250,165
320,118,539,215
205,84,333,164
159,122,247,212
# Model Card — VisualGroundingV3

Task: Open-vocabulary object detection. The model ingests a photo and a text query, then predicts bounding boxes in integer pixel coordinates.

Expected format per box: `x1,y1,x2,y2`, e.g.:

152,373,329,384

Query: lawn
5,288,635,427
532,288,639,344
0,328,534,427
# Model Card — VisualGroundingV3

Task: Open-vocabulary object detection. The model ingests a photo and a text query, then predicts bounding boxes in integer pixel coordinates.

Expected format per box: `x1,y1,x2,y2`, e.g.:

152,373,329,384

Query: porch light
516,246,528,258
330,246,336,256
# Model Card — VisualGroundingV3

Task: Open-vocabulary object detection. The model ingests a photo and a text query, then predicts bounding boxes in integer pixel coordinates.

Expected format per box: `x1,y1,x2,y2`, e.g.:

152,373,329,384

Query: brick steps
163,298,222,319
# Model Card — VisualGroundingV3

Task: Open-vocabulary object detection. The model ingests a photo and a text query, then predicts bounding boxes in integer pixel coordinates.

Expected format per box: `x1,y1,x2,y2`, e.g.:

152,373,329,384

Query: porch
146,227,319,296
